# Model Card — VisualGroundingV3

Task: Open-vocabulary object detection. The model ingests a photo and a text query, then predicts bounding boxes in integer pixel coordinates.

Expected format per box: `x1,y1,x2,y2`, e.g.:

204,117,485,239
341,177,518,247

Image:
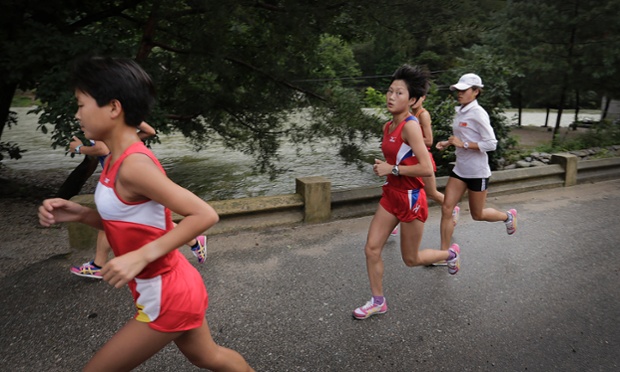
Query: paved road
1,180,619,371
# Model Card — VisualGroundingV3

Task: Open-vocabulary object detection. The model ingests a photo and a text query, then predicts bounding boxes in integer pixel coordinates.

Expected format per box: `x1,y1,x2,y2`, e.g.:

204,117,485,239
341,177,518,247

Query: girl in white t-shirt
435,73,518,260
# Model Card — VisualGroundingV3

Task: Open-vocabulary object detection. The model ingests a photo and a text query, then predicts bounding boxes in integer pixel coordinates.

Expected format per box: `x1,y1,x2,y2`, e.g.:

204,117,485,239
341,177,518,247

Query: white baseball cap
450,73,484,91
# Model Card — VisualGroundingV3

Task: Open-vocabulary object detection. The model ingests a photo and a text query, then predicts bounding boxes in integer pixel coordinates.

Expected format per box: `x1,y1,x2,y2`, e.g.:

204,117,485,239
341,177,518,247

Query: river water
2,108,385,200
1,107,599,200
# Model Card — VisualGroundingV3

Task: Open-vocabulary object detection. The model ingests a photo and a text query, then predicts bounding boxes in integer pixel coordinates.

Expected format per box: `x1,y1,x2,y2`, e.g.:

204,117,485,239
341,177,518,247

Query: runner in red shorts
390,94,461,241
38,56,253,371
352,65,461,320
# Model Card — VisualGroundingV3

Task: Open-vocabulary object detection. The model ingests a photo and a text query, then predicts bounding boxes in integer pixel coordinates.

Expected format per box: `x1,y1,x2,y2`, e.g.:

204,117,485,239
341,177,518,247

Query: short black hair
390,64,430,101
71,56,156,127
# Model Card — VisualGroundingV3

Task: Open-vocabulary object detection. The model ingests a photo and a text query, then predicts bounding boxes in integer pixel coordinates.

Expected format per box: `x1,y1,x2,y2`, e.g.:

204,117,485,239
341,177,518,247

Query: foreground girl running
38,56,253,371
353,65,460,320
67,126,208,279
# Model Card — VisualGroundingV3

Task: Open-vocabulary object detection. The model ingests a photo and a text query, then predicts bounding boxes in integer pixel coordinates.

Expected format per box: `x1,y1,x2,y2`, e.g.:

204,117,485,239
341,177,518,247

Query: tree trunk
602,96,610,120
517,91,522,127
553,88,566,146
135,2,160,62
0,81,18,140
544,107,550,127
574,90,580,122
0,0,24,141
553,2,578,146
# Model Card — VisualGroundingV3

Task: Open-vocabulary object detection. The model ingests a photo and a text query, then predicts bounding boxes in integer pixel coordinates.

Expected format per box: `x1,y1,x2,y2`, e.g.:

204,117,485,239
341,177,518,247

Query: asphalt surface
1,179,619,371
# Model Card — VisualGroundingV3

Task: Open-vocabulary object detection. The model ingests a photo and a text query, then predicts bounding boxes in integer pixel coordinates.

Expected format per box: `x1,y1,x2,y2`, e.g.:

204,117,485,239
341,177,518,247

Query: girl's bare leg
94,231,111,267
400,219,450,266
422,174,445,205
440,177,467,250
467,190,509,222
84,319,181,372
175,318,254,372
365,205,399,296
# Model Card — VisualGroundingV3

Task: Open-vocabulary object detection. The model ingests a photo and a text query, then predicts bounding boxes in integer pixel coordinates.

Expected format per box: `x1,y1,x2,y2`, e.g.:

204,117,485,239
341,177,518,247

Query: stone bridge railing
67,153,620,250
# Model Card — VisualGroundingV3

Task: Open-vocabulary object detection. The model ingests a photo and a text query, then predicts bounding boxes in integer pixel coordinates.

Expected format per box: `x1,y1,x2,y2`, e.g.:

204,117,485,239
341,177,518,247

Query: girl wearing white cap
435,73,517,260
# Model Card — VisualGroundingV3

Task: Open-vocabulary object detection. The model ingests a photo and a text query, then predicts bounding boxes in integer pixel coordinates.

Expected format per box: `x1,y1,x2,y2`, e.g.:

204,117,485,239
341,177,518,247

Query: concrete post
295,176,331,223
67,223,98,250
551,153,578,187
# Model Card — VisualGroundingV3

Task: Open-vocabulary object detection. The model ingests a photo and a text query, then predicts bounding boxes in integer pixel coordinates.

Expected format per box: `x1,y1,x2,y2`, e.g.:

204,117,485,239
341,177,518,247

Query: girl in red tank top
353,65,461,320
37,56,253,371
390,96,461,240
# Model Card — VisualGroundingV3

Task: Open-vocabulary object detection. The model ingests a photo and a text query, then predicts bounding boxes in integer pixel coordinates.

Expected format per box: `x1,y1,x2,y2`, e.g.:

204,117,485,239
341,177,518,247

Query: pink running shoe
70,260,103,279
452,205,460,226
191,235,208,264
505,209,517,235
390,226,399,236
447,244,460,275
353,299,388,320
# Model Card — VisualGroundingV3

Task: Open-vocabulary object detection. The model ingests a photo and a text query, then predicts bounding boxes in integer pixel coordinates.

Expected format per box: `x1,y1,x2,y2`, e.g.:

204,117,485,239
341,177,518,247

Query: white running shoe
352,299,388,320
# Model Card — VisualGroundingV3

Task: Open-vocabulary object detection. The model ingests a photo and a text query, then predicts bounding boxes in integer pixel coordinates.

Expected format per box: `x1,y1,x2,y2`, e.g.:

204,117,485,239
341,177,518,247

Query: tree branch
62,0,146,33
224,55,327,102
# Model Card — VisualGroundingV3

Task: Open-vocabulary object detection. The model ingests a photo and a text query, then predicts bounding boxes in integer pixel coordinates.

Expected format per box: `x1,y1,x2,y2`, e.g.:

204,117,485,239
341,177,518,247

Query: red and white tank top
95,141,181,279
381,116,425,191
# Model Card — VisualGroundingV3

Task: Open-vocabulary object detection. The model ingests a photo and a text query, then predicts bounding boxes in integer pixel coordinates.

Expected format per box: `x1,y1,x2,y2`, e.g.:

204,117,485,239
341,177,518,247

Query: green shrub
363,87,386,108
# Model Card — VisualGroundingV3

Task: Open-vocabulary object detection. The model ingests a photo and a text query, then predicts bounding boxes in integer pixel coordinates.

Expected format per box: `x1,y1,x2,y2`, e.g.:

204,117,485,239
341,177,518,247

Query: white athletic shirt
451,99,497,178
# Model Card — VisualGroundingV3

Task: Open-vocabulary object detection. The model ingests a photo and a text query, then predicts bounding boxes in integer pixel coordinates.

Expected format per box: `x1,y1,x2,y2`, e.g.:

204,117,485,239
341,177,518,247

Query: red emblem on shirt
459,122,468,127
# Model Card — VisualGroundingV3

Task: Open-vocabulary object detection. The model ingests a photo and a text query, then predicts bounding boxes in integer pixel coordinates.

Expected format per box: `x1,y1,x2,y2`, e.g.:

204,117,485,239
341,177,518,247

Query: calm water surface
2,108,599,200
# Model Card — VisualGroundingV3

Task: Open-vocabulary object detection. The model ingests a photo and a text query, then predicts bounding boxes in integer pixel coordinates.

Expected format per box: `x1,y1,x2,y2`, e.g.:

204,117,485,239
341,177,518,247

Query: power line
291,75,391,83
291,70,449,83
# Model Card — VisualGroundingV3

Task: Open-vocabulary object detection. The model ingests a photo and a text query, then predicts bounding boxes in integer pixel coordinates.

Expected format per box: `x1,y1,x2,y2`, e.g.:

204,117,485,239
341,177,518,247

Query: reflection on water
1,107,600,200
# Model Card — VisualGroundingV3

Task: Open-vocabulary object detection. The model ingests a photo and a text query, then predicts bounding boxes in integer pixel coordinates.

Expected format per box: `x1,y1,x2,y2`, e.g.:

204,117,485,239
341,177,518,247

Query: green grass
11,91,39,107
533,121,620,153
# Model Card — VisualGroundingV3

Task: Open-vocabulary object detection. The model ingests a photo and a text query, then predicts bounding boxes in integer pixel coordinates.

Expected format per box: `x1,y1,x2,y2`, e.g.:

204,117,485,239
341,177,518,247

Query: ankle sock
504,211,513,223
190,241,200,249
372,296,385,306
92,262,102,269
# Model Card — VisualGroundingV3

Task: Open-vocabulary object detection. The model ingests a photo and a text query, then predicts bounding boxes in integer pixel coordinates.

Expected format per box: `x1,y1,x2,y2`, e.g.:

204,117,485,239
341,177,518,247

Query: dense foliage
489,0,620,142
2,0,619,175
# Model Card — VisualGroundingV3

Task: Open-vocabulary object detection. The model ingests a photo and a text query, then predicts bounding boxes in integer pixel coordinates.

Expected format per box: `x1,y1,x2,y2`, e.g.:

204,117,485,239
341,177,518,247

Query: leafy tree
345,0,511,169
0,0,517,176
350,0,505,78
1,0,381,176
491,0,620,144
1,0,148,161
